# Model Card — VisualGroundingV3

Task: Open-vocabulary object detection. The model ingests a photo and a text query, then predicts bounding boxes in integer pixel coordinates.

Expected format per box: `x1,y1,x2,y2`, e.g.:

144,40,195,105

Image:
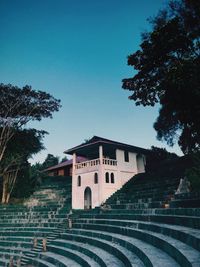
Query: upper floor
65,136,148,175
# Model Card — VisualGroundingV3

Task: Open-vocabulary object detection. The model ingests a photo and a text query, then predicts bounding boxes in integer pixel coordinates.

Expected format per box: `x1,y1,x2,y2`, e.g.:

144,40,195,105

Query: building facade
65,136,148,209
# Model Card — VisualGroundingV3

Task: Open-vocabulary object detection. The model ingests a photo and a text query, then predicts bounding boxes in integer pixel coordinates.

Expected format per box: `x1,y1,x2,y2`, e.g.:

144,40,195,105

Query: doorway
84,187,92,209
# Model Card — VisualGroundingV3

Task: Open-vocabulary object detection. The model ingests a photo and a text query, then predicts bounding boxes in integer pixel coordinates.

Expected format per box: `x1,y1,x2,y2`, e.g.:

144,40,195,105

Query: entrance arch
84,187,92,209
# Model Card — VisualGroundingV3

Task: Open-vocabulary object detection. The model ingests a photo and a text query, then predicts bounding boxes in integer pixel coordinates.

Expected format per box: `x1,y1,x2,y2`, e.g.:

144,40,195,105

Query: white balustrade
102,158,117,166
75,158,117,170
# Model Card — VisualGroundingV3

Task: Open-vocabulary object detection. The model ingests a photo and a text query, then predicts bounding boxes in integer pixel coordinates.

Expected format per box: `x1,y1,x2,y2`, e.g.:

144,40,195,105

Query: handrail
75,158,117,169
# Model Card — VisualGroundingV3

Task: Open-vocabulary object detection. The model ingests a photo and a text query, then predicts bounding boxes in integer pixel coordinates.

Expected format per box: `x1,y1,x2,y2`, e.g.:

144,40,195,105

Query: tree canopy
0,83,61,161
122,0,200,154
0,129,46,203
42,154,59,170
0,83,61,203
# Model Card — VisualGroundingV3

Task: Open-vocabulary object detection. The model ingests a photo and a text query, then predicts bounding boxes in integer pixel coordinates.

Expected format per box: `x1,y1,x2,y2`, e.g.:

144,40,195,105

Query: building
64,136,148,210
45,156,86,177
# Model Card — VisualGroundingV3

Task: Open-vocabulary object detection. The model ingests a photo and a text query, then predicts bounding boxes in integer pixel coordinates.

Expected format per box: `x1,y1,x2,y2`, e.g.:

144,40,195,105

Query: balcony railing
75,158,117,170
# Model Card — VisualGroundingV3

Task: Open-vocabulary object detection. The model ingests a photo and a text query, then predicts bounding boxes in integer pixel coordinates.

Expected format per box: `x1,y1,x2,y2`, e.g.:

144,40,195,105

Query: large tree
122,0,200,154
0,84,61,162
0,129,45,203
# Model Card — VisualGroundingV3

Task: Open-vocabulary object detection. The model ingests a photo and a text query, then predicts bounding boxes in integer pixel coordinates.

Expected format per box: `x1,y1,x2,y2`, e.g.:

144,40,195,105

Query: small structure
16,258,21,267
45,157,86,176
9,256,14,267
175,176,191,195
65,136,148,209
42,238,47,252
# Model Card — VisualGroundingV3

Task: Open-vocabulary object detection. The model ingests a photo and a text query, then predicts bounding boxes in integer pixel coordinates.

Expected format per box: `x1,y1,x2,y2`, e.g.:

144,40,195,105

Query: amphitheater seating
0,176,72,267
0,172,200,267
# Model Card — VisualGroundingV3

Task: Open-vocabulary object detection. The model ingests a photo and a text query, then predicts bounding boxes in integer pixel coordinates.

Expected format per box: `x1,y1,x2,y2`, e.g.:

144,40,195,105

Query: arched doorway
84,187,92,209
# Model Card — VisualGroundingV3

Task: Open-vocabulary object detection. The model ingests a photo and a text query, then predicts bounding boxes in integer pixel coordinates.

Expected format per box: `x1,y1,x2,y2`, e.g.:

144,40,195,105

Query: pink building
65,136,148,210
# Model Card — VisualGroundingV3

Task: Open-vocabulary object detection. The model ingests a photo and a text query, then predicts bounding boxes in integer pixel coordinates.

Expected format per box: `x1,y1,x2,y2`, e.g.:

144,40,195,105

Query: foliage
146,146,178,172
12,163,34,199
42,154,59,170
0,129,46,203
0,83,61,203
60,156,68,163
0,83,61,161
185,152,200,191
122,0,200,154
30,162,44,186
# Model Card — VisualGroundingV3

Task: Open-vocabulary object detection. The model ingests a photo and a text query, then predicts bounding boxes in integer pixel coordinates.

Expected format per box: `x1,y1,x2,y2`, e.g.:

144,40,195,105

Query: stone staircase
0,176,72,267
0,172,200,266
64,174,200,267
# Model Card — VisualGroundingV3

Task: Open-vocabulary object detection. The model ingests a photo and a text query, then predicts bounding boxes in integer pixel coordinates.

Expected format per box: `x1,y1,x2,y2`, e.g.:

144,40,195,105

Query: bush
185,152,200,192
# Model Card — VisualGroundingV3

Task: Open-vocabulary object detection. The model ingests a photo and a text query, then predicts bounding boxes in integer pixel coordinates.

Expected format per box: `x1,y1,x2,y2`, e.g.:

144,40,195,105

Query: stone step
0,251,23,260
0,240,32,249
72,221,200,267
0,227,57,232
39,251,82,267
48,244,101,266
53,237,144,267
52,239,108,267
22,256,56,267
0,219,65,224
0,258,10,266
77,213,200,229
62,229,179,267
72,216,200,252
0,222,63,228
91,208,200,217
0,245,29,253
0,213,68,219
108,202,163,209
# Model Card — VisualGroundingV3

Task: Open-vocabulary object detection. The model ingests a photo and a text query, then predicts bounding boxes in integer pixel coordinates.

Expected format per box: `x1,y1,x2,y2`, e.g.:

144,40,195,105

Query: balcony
74,158,117,174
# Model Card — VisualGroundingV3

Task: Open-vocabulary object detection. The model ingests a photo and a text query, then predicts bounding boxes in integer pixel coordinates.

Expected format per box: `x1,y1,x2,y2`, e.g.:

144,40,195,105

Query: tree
122,0,200,154
0,84,61,162
12,162,36,200
42,154,59,170
60,156,68,163
146,146,178,171
185,152,200,192
0,129,45,203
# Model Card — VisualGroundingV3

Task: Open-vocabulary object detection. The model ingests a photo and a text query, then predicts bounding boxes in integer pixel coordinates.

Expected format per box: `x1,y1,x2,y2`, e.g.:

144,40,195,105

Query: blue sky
0,0,182,163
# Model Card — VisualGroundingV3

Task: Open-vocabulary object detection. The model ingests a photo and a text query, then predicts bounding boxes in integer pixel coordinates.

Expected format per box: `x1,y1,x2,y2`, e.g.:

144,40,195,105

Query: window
111,173,115,183
94,173,98,184
124,151,129,162
77,175,81,186
105,172,109,183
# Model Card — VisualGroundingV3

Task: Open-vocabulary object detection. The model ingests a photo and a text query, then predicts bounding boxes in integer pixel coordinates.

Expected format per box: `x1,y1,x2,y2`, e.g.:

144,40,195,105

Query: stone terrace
0,176,72,267
0,171,200,266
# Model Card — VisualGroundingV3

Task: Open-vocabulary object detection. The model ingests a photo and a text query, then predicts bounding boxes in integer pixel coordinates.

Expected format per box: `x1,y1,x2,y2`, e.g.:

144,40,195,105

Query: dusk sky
0,0,182,163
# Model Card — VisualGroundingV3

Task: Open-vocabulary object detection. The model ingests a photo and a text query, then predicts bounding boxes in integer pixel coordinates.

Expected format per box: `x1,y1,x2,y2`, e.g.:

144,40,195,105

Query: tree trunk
2,178,7,204
1,168,19,204
5,192,10,204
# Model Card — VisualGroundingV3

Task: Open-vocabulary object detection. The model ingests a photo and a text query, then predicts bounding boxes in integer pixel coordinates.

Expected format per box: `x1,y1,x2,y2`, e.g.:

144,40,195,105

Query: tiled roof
64,135,149,155
44,156,86,171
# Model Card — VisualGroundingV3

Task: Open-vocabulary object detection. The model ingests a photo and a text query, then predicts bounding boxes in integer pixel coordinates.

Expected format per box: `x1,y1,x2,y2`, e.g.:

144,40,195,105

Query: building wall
72,169,100,209
72,148,146,209
58,169,64,176
116,149,138,186
101,169,119,205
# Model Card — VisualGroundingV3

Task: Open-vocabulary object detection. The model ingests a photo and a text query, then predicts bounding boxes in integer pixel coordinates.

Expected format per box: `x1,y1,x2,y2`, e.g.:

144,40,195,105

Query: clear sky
0,0,182,163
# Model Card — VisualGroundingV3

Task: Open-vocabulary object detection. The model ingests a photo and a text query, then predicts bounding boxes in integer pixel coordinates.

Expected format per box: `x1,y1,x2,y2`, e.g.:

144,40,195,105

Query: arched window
94,173,98,184
77,175,81,186
105,172,109,183
111,173,115,183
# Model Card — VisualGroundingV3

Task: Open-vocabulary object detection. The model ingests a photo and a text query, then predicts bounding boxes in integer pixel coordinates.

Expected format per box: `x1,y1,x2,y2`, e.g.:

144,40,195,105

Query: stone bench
71,220,199,267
